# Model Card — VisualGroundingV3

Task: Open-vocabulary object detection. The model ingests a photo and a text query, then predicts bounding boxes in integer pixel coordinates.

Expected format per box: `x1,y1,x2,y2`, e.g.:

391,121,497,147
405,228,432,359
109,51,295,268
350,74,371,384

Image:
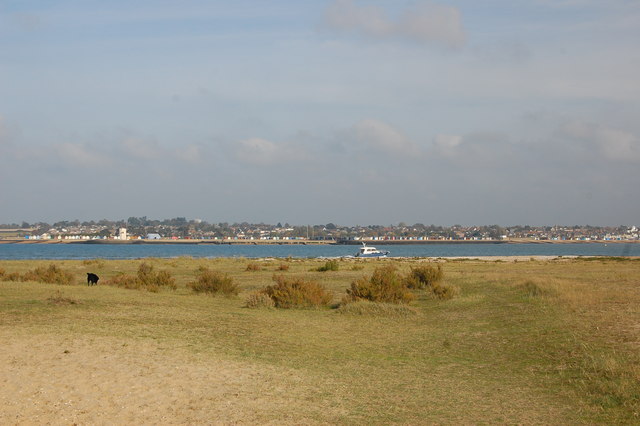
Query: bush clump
106,263,176,292
261,274,333,308
404,264,457,300
276,263,290,271
246,263,263,272
188,268,238,296
245,291,276,309
1,271,22,282
346,265,414,304
22,264,75,285
316,259,339,272
405,264,443,289
430,283,458,300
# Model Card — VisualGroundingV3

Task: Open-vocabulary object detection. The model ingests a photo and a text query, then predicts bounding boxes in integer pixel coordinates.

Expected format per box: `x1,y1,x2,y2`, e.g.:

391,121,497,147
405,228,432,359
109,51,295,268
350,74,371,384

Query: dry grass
336,300,418,317
1,256,639,423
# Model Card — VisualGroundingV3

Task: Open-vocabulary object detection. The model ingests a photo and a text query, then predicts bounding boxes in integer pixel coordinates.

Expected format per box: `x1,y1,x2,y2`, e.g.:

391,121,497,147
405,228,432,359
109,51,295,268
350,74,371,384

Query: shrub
105,263,176,292
0,267,5,278
316,260,339,272
22,264,75,285
276,263,290,271
336,300,418,317
2,271,22,282
405,264,443,289
246,263,263,271
261,275,333,308
430,283,458,300
106,273,141,290
346,265,414,304
245,291,276,309
188,268,238,296
155,270,177,290
354,267,410,303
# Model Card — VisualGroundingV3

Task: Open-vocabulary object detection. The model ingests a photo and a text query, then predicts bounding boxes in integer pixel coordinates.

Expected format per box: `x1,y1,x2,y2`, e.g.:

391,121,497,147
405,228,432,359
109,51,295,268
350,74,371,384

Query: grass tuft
245,291,276,309
47,290,79,305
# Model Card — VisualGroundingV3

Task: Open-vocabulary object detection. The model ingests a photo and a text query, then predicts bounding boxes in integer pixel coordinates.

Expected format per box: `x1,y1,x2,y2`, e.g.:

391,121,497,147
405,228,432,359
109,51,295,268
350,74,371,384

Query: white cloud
121,137,161,160
325,0,393,37
176,144,203,164
433,134,463,157
398,2,465,48
560,120,640,163
234,137,306,166
325,0,465,48
352,119,419,156
54,143,110,168
0,116,7,145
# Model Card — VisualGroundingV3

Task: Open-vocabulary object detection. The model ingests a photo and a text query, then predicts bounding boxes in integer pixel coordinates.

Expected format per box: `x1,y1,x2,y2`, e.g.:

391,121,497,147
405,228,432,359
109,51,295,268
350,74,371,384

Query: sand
0,332,339,425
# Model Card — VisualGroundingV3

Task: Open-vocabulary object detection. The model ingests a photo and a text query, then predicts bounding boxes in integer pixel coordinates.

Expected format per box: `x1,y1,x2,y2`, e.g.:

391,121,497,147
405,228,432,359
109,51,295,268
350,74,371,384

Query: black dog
87,273,99,286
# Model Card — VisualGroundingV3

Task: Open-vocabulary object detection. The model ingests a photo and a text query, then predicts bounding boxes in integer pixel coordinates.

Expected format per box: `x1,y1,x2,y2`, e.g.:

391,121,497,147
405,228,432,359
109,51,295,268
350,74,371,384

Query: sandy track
0,333,338,425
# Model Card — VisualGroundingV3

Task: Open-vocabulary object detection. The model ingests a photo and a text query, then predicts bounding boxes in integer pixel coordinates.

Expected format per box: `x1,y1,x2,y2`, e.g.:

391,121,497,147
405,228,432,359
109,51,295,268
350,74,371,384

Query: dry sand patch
0,332,342,424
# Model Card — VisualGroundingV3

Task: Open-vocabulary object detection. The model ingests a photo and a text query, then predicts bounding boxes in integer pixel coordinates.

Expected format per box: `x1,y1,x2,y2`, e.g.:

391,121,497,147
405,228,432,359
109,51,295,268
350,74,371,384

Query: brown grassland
1,256,639,424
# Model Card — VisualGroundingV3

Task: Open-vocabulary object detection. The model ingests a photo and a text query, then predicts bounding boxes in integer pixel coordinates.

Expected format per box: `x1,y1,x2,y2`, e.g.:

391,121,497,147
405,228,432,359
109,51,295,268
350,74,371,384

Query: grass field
1,257,639,424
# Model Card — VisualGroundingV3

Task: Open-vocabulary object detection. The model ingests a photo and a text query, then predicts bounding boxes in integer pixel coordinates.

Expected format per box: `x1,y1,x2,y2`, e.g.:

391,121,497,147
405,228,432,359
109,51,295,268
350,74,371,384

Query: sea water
0,243,638,260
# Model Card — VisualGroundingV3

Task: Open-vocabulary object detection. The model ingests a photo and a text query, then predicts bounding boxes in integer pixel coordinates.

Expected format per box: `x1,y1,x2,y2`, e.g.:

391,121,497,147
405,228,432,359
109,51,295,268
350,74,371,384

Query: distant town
0,218,638,243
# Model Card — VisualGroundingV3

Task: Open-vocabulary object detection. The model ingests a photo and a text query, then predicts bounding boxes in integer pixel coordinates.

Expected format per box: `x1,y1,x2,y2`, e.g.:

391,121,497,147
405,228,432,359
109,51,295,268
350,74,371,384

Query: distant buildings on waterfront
1,219,638,242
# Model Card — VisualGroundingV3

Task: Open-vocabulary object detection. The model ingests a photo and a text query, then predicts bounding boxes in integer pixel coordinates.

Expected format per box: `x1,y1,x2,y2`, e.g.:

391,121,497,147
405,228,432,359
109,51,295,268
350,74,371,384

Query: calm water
0,242,638,260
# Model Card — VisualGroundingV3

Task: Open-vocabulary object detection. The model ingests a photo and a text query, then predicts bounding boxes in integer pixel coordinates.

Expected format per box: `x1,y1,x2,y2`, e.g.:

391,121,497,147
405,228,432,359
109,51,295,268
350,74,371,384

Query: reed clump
260,274,333,308
188,268,238,296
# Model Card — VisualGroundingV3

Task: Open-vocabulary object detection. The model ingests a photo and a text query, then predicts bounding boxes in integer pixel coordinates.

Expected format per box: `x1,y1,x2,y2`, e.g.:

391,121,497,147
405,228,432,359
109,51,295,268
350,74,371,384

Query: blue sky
1,0,639,225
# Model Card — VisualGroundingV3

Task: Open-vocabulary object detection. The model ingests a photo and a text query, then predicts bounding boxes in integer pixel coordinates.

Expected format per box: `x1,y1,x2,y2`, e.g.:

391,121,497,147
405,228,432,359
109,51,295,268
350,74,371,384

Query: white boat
355,242,389,258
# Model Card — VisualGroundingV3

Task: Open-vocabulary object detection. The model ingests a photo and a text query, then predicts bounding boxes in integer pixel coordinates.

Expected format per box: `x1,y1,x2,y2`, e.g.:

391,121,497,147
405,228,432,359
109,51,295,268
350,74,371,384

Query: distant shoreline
0,238,637,245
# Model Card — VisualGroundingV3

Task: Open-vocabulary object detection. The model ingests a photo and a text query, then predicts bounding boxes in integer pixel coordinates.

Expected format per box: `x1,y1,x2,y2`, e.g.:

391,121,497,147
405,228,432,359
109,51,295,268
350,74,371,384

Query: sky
0,0,639,226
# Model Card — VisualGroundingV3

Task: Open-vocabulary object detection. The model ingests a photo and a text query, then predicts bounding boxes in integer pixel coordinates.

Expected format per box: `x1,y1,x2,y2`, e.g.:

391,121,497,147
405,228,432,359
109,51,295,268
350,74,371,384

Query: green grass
1,257,640,423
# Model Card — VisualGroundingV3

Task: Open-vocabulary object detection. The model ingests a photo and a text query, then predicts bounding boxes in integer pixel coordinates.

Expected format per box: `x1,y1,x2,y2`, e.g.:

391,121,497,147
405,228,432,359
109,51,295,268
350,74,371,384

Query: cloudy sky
1,0,638,226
